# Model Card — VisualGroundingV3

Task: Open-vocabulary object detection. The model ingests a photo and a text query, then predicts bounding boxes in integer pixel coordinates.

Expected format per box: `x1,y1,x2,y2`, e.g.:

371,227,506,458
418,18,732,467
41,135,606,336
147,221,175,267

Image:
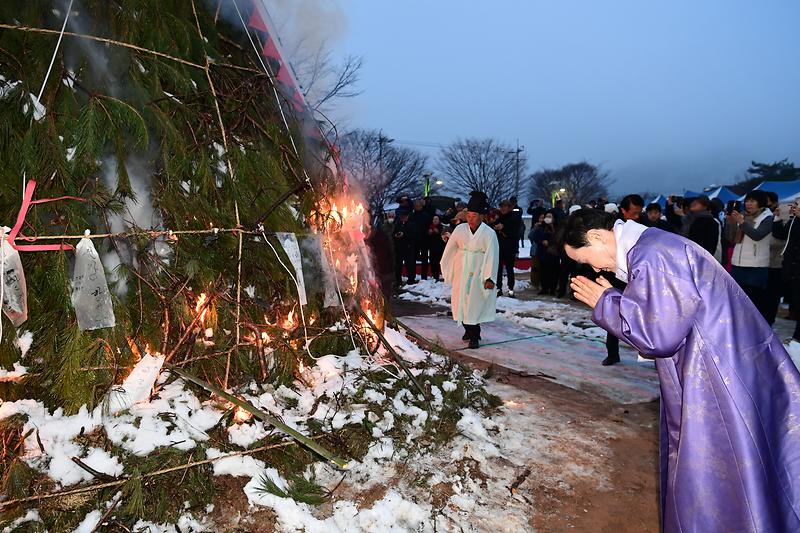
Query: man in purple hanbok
562,208,800,532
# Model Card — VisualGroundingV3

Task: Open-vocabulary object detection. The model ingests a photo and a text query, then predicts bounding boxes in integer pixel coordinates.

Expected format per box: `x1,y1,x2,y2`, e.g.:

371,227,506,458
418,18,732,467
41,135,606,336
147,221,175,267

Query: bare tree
438,138,523,206
530,162,613,206
290,40,363,113
263,2,364,116
339,129,428,215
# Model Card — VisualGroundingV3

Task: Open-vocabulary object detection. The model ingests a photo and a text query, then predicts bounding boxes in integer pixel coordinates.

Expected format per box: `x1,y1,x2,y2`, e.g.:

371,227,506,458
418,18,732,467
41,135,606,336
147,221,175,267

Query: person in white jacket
725,190,773,319
440,191,500,349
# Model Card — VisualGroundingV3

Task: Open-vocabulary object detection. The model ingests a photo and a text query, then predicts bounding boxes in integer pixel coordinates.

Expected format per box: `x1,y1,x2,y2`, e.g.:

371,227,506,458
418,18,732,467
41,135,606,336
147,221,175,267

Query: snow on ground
1,325,583,531
400,278,607,340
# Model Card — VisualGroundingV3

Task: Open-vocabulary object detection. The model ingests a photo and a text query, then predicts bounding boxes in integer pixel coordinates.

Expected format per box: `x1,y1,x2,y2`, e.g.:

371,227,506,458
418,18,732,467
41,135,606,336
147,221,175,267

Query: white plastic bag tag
71,236,115,331
0,227,28,327
275,232,308,305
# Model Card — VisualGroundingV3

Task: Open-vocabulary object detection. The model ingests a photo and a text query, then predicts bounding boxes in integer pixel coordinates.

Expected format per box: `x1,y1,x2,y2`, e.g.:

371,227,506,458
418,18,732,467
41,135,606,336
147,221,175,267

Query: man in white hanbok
440,191,500,348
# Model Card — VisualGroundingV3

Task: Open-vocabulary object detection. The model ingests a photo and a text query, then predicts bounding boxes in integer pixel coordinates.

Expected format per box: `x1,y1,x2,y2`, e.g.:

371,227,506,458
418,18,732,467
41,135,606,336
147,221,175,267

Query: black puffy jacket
773,217,800,282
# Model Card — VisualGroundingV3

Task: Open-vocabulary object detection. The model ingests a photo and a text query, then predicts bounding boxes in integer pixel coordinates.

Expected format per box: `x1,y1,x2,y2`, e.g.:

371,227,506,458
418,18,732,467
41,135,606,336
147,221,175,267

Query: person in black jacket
510,196,525,248
532,212,559,295
667,195,720,257
773,199,800,345
492,200,522,296
392,209,417,286
427,215,446,281
365,215,395,301
687,197,720,256
410,199,432,280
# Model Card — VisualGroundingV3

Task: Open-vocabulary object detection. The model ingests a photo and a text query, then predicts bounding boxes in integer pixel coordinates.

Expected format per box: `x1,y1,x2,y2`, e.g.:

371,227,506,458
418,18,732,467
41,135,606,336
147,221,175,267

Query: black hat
467,191,489,214
396,208,410,217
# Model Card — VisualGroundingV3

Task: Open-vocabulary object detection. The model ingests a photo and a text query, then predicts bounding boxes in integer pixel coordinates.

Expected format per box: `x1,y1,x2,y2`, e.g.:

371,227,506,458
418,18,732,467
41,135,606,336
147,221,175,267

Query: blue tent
708,186,739,203
683,190,704,198
647,195,667,208
749,180,800,202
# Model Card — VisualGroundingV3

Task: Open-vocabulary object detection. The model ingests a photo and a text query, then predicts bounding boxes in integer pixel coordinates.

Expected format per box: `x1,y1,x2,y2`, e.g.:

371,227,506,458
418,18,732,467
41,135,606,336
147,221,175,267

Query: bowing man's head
560,209,617,273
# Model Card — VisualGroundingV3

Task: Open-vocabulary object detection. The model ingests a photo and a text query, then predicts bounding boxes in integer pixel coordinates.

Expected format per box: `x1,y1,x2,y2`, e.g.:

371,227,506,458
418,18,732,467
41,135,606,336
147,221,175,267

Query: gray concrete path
398,314,661,404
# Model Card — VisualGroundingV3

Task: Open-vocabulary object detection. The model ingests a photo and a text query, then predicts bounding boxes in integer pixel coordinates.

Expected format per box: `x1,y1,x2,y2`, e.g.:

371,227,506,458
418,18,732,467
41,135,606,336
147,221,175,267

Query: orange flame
195,293,209,324
283,309,297,329
126,337,142,361
234,406,252,423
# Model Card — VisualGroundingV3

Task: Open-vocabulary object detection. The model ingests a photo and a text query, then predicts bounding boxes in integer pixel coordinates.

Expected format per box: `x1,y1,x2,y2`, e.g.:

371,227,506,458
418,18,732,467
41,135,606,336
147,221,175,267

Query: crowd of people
377,195,525,296
525,191,800,359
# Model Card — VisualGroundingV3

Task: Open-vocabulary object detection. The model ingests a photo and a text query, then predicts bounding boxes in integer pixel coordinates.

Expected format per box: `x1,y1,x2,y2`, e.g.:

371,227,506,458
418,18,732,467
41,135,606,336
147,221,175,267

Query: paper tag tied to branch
71,236,115,331
275,232,308,306
0,226,28,327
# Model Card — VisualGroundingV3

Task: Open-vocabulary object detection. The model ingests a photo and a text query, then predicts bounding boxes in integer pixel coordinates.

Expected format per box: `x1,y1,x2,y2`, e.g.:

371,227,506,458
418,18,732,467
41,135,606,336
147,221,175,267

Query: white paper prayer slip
0,226,28,327
275,232,308,305
71,236,115,331
305,234,339,308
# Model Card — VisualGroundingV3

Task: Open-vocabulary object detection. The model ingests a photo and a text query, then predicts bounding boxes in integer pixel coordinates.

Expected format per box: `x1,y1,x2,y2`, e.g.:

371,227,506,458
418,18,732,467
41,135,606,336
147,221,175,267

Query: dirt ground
391,296,662,533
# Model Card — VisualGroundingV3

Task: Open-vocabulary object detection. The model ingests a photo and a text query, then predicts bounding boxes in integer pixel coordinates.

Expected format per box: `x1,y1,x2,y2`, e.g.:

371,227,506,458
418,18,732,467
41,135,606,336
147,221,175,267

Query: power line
391,139,445,149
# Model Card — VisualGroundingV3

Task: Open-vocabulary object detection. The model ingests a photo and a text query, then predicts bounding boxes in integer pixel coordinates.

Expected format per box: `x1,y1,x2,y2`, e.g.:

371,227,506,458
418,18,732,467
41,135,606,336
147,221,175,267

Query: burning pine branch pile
0,1,500,530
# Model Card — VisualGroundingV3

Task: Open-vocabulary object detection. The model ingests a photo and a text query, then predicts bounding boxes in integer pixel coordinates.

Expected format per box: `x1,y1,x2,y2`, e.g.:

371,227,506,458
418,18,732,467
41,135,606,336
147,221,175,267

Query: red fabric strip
7,180,80,252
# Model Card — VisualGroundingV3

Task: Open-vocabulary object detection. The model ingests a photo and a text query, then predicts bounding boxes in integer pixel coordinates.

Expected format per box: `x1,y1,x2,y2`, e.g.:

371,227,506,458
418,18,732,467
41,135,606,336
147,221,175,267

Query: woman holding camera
725,190,774,320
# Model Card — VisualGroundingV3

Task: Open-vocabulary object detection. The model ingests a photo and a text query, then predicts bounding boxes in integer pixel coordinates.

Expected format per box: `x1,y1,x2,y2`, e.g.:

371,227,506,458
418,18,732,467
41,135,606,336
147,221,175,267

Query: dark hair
645,202,662,213
745,190,769,208
764,191,778,205
690,195,710,209
559,208,615,249
709,198,724,216
620,194,644,210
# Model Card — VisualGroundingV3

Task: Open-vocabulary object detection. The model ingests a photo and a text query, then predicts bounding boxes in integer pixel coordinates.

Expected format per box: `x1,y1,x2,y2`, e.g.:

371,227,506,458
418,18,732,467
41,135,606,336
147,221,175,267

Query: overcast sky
306,0,800,197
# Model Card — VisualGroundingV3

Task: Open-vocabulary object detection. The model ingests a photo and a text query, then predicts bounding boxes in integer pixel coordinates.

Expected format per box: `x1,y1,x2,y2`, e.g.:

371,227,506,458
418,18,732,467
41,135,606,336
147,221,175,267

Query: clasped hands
570,275,612,309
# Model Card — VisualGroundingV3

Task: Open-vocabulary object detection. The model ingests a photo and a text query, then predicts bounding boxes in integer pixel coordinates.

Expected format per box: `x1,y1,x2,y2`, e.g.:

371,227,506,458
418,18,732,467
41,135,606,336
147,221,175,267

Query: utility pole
510,139,525,199
377,130,394,187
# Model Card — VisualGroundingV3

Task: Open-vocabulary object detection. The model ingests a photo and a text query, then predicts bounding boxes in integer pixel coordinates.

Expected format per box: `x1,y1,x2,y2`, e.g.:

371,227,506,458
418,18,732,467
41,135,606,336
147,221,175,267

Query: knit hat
467,191,489,214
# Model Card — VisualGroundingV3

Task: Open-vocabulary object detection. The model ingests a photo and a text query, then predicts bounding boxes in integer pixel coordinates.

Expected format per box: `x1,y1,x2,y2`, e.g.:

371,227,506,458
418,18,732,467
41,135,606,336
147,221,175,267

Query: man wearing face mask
532,212,559,295
440,191,499,349
561,208,800,532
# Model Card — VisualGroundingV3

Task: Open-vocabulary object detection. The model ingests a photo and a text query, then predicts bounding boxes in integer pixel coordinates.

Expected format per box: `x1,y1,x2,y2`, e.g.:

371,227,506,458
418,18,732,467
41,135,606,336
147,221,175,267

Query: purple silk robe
593,228,800,532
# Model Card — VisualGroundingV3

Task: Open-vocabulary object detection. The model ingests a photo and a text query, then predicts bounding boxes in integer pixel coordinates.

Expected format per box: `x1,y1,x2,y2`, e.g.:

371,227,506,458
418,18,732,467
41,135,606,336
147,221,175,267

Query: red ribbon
7,180,86,252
